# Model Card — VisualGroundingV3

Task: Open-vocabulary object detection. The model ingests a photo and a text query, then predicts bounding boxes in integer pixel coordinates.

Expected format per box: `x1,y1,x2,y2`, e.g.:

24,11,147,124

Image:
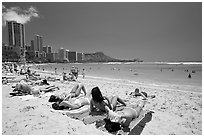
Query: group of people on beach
48,82,149,131
62,66,85,81
3,63,149,133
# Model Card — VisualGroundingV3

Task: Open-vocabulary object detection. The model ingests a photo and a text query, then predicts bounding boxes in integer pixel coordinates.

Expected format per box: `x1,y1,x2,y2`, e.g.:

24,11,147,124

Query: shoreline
31,68,202,94
2,67,202,135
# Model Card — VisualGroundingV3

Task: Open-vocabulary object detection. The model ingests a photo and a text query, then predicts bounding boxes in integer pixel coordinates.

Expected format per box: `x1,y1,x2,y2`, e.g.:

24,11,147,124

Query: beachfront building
58,48,68,62
47,45,52,53
25,45,35,62
34,34,43,58
53,52,59,61
68,51,77,63
25,45,31,51
6,21,26,62
31,40,34,51
42,46,47,59
46,52,58,62
46,45,53,62
66,49,69,62
7,21,25,50
2,43,19,62
43,46,47,53
77,52,84,62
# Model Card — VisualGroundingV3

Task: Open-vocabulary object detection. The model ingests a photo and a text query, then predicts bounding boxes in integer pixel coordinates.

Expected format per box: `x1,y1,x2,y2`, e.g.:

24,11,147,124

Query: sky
2,2,202,62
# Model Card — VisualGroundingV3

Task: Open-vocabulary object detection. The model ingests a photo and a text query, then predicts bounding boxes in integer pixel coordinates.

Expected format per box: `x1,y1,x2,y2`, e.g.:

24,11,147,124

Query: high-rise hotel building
34,35,43,58
7,21,25,56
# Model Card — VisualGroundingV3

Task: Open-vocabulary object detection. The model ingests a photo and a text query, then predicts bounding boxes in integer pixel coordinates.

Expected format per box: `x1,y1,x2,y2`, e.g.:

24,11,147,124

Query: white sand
2,72,202,135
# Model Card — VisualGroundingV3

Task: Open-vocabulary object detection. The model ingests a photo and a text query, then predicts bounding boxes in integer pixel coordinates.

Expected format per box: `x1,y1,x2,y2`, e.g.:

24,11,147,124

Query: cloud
2,5,39,26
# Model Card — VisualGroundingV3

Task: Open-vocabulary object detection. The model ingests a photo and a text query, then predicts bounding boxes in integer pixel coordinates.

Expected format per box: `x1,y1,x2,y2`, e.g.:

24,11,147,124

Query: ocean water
32,62,202,92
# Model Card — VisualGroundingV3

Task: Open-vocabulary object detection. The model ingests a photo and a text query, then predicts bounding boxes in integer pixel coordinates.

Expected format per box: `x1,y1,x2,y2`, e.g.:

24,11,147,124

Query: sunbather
90,87,126,113
129,88,155,99
107,99,146,128
49,83,87,102
50,83,89,110
11,82,59,96
32,79,50,86
64,83,87,100
58,96,91,110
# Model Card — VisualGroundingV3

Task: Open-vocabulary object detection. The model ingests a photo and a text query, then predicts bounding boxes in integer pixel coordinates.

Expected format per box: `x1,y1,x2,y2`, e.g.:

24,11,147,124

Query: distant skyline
2,2,202,62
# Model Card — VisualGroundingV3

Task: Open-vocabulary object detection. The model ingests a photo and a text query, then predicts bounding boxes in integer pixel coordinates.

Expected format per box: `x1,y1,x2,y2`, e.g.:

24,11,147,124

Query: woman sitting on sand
90,87,127,113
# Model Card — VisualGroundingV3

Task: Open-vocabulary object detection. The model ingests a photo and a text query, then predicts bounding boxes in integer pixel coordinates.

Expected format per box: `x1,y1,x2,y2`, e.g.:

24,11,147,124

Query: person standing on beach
55,68,57,74
82,68,85,79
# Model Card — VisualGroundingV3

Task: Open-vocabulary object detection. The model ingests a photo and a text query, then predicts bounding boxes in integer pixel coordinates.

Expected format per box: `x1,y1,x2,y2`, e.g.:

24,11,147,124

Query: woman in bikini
61,83,87,101
11,81,59,96
90,86,126,113
59,96,91,110
107,99,147,127
52,83,89,110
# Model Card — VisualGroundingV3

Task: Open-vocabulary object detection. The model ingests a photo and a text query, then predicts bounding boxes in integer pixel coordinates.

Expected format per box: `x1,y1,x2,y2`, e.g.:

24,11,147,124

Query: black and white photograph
2,1,202,135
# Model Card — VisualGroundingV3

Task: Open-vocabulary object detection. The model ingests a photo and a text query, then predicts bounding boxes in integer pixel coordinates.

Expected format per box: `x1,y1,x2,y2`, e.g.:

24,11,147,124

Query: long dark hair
91,86,104,103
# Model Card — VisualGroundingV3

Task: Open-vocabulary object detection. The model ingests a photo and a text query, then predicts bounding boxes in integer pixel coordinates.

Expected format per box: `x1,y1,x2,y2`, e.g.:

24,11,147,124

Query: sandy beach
2,69,202,135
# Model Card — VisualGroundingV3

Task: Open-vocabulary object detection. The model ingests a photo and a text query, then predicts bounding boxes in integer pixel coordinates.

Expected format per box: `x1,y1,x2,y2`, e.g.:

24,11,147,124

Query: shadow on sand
128,111,154,135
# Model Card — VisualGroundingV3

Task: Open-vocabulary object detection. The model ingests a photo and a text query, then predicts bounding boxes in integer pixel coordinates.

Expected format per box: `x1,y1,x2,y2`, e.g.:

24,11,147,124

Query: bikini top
108,110,124,123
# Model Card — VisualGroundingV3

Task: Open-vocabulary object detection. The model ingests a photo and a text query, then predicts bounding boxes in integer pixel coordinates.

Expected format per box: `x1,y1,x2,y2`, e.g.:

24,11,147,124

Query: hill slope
84,52,120,62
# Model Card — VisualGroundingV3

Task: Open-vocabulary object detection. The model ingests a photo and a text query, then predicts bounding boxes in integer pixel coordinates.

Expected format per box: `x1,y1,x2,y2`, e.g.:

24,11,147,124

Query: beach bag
48,95,63,102
52,102,65,110
104,118,121,132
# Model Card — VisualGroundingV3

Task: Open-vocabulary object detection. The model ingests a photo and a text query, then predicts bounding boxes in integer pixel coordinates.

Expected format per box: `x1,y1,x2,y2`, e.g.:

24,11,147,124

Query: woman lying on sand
107,99,146,128
58,96,91,110
49,83,87,103
50,83,89,110
11,81,59,96
59,83,87,101
90,87,127,113
129,88,155,99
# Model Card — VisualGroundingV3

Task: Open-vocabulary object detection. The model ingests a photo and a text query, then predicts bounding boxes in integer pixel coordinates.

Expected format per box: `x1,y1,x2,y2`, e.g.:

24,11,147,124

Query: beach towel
82,112,107,125
18,95,38,101
96,109,149,135
50,105,90,115
66,107,107,125
66,105,125,125
2,75,16,79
